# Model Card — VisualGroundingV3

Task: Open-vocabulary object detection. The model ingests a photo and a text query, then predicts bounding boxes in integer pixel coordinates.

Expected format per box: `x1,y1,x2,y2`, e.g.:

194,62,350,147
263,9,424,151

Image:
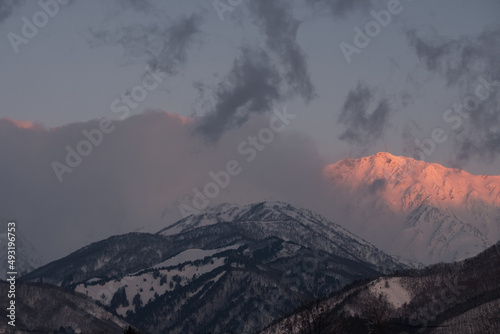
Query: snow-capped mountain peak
23,201,411,334
159,201,410,273
323,152,500,264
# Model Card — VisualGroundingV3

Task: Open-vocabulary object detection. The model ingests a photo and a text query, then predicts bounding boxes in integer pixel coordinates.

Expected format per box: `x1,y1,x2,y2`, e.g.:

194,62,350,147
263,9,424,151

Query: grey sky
0,0,499,261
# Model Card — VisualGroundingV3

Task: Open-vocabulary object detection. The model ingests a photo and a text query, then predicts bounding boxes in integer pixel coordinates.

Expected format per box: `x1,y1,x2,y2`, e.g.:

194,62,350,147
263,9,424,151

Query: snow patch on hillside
150,245,239,269
75,257,227,316
369,277,411,309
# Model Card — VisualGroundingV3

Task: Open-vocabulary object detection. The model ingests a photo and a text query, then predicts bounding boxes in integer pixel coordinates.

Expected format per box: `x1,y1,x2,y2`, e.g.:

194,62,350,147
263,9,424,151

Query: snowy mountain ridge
260,241,500,334
324,152,500,264
159,201,416,271
23,201,411,333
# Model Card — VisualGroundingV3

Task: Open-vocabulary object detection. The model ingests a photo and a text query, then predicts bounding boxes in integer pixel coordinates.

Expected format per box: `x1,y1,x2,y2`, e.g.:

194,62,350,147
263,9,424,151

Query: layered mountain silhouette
22,202,410,333
261,240,500,334
8,153,500,333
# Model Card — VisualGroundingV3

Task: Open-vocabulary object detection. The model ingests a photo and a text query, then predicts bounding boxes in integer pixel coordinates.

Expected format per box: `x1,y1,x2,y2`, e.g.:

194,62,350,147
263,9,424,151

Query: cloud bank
0,111,330,262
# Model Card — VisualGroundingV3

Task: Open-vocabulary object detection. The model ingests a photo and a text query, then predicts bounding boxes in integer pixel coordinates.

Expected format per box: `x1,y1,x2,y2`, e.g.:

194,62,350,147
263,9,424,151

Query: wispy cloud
407,25,500,164
118,0,155,12
248,0,316,101
195,48,281,141
306,0,370,17
89,12,203,75
407,26,500,87
0,0,25,24
197,0,316,140
338,82,391,146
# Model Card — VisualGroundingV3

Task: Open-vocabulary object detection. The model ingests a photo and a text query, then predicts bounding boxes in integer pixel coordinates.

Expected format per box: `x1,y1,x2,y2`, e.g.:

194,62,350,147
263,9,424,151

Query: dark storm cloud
306,0,370,17
338,83,391,146
89,13,202,75
407,26,500,164
248,0,316,101
197,0,316,140
195,48,281,141
0,0,24,24
407,26,500,87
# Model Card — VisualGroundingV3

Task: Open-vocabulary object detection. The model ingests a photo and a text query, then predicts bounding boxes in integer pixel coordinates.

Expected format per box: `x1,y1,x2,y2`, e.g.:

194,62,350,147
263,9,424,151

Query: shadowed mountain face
324,152,500,264
22,202,410,333
261,241,500,334
0,280,132,333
